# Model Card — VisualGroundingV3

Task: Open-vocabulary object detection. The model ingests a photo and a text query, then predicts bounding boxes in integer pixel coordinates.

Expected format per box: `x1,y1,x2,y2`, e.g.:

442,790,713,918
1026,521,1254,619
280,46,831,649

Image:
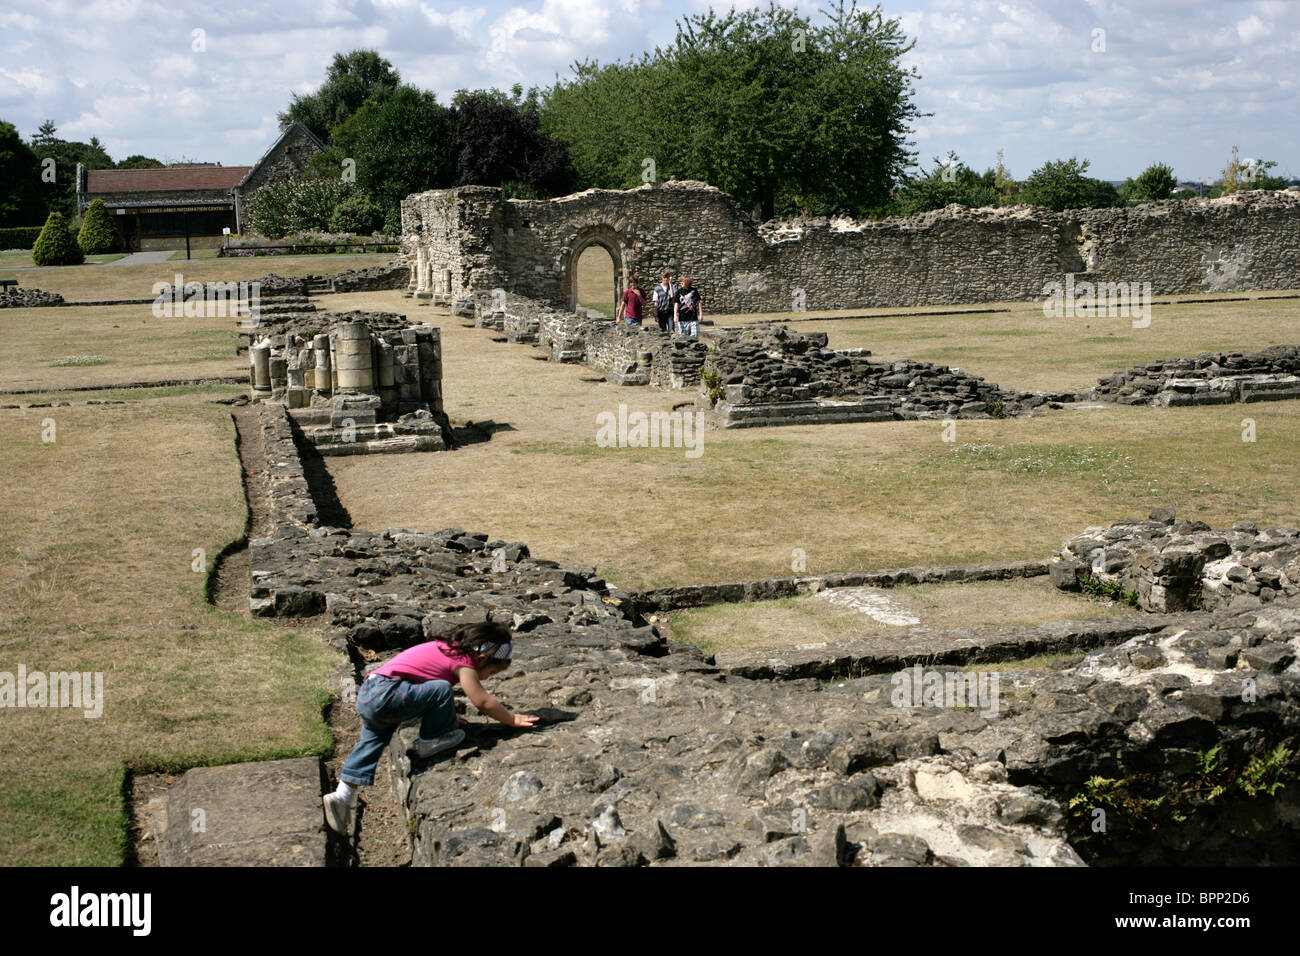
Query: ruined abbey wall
400,182,1300,314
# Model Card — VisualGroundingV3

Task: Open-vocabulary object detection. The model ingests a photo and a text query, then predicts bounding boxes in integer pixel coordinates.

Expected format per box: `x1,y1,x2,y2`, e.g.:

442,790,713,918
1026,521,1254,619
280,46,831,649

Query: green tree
32,210,84,265
1221,147,1286,193
328,191,383,234
76,198,120,253
1086,178,1124,208
993,148,1017,204
329,85,454,212
893,153,998,215
541,0,922,219
1121,162,1176,203
1015,157,1095,211
29,122,114,218
249,178,356,238
116,154,164,169
279,50,401,141
0,120,47,226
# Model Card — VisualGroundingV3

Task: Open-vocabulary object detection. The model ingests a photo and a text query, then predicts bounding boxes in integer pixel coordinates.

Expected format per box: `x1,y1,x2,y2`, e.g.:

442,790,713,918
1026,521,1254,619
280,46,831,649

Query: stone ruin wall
401,182,1300,314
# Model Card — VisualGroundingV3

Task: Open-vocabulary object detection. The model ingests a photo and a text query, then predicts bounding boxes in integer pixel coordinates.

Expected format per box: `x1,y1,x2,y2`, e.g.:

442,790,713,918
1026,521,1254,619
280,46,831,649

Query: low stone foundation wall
1051,510,1300,612
700,325,1047,428
1091,345,1300,407
250,406,1300,866
631,559,1049,613
0,287,63,308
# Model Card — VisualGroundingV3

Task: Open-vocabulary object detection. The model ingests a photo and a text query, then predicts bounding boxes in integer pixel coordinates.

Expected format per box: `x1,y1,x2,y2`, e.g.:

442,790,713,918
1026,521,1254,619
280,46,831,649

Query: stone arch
566,225,625,314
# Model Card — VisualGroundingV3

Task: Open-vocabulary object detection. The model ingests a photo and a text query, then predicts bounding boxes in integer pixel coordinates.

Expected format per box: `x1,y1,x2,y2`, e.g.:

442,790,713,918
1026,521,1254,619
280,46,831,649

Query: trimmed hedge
77,199,121,254
32,212,84,266
0,226,44,250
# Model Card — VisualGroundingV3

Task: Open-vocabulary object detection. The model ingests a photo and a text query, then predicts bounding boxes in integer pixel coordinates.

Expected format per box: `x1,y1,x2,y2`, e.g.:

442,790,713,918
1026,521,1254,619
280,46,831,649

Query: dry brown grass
711,290,1300,393
669,577,1128,654
0,303,245,391
0,398,335,864
4,253,390,301
326,296,1300,591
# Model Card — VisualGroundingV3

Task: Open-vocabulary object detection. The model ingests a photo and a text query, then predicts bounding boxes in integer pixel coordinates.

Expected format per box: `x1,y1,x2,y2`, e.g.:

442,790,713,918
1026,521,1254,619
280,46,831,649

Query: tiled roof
86,166,252,193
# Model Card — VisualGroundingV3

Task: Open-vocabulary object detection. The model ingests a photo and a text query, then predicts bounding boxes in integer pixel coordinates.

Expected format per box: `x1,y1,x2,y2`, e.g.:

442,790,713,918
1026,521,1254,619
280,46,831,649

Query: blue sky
1,0,1296,184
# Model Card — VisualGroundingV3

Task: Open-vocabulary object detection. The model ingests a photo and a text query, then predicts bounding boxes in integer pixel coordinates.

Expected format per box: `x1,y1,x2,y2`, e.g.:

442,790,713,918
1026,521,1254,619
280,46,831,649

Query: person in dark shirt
674,276,702,338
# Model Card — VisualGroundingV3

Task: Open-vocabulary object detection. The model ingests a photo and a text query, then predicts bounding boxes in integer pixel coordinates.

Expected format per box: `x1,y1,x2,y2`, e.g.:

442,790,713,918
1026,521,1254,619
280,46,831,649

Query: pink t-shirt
371,641,477,685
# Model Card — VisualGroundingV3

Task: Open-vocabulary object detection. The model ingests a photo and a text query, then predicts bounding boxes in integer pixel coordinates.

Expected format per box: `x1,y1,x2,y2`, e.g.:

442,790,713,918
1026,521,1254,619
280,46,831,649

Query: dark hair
435,621,513,662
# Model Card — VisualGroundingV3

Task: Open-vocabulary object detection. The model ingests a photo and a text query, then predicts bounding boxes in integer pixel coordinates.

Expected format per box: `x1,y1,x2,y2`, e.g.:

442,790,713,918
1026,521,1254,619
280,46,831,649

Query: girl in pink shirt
324,622,538,835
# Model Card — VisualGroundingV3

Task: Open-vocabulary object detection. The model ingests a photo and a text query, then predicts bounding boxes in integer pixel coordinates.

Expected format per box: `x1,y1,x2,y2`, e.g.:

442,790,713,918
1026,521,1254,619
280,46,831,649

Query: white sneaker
322,792,352,835
413,728,465,759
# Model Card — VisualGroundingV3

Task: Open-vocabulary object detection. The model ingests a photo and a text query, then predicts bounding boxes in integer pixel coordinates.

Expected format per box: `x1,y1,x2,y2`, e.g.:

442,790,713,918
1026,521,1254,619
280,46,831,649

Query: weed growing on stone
1075,571,1139,608
1060,742,1295,859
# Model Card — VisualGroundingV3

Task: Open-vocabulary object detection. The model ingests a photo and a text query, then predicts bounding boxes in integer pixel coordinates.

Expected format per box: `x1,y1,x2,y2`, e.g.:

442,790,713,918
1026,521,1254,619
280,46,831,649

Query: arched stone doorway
566,226,624,316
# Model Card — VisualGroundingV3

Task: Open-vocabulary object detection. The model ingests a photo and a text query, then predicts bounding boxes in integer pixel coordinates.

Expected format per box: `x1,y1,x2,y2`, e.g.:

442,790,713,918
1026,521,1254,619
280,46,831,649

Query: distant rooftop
86,165,253,193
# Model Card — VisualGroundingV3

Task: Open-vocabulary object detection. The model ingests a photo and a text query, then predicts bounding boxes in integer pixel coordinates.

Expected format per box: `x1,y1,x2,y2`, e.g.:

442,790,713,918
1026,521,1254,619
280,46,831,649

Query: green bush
249,178,355,239
76,199,120,254
0,226,43,249
31,211,84,266
328,192,382,234
382,206,402,238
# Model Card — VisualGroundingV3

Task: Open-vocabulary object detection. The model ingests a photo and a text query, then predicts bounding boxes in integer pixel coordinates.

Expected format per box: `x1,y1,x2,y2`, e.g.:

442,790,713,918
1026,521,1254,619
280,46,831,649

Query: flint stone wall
401,182,1300,315
0,287,64,308
1053,510,1300,613
250,407,1300,865
700,324,1048,427
455,288,710,388
1092,345,1300,406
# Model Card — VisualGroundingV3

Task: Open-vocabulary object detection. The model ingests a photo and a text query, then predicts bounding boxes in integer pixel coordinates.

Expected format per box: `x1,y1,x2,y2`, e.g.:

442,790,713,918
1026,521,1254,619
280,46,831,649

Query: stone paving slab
158,757,332,866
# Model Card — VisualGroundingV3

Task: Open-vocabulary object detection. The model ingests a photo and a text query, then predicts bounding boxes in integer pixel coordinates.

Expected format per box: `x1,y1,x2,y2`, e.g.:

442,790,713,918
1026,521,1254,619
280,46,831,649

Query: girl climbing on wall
323,621,538,835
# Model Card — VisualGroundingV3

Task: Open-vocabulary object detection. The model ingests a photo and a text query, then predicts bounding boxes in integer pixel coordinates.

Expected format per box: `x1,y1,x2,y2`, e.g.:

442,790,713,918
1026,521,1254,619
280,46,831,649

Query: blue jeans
340,674,457,786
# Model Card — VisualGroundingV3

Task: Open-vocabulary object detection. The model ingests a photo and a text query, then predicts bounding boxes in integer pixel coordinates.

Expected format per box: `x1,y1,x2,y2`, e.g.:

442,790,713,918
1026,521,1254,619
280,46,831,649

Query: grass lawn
326,293,1300,591
669,578,1129,654
0,252,127,269
0,303,246,392
0,396,337,865
1,253,391,301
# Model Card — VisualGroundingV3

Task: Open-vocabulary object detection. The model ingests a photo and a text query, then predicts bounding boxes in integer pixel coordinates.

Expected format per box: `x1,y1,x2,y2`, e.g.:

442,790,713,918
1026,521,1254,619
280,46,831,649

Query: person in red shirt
617,277,646,327
323,621,537,835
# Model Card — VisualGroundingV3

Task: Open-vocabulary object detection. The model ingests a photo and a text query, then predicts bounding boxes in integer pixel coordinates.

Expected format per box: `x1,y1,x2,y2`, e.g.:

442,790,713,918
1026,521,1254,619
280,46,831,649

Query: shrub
249,178,355,239
329,193,383,234
0,226,44,249
383,206,402,238
77,199,121,254
32,211,84,266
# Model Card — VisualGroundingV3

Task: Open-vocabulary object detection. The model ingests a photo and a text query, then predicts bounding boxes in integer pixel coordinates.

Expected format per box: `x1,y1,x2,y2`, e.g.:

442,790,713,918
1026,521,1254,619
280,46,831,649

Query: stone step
155,757,336,866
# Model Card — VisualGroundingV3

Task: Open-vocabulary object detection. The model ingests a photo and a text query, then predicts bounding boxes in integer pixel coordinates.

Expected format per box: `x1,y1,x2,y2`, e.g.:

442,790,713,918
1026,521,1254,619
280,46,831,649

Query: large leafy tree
1015,157,1097,211
450,89,576,196
328,85,454,211
29,122,113,218
116,154,164,169
279,50,401,140
893,153,998,215
0,120,47,226
1120,162,1176,203
541,1,922,219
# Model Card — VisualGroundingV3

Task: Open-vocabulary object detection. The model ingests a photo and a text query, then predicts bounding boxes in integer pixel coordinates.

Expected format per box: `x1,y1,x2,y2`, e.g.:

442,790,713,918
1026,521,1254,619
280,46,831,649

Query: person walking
651,270,676,333
617,277,646,328
674,275,702,338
